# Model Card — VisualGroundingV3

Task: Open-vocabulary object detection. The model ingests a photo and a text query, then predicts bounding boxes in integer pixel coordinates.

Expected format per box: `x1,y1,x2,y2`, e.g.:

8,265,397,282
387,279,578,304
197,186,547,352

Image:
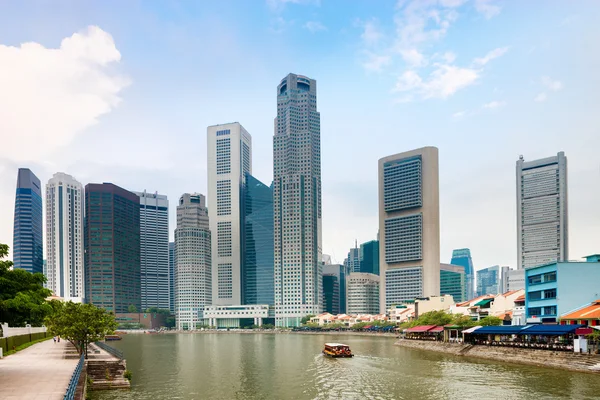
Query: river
92,333,600,400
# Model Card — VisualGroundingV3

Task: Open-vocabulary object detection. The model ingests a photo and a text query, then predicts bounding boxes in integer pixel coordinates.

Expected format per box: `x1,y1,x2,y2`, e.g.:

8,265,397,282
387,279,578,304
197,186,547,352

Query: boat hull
323,350,353,358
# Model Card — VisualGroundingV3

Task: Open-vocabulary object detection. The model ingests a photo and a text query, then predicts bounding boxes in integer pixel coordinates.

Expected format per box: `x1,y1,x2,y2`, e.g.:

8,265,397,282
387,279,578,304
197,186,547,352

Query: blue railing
63,353,84,400
95,341,124,360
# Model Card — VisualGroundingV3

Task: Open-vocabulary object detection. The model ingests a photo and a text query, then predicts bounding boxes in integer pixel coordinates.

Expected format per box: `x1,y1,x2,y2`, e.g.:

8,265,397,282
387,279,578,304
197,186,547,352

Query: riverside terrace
401,324,600,353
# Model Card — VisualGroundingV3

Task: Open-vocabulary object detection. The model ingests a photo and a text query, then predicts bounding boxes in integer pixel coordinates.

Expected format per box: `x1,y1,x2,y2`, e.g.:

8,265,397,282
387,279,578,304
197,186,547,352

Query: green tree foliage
45,302,118,358
128,304,138,313
478,316,502,326
301,314,315,325
0,244,52,326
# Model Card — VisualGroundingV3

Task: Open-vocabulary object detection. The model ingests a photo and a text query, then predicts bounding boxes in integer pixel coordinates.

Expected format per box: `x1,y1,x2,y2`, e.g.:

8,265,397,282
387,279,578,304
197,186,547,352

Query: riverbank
396,339,600,374
118,329,398,338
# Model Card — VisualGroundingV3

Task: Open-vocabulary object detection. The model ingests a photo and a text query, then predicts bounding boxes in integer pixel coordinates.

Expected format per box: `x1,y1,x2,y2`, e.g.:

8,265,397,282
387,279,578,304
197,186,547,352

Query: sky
1,0,599,271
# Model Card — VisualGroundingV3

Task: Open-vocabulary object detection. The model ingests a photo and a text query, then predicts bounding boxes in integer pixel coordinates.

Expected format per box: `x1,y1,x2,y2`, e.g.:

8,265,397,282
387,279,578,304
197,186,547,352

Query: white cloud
266,0,319,11
442,51,456,63
474,46,509,66
304,21,326,33
452,110,467,118
541,76,563,91
393,64,479,99
399,48,426,67
362,53,392,72
482,100,506,109
474,0,501,19
0,26,129,162
361,19,384,46
534,93,547,102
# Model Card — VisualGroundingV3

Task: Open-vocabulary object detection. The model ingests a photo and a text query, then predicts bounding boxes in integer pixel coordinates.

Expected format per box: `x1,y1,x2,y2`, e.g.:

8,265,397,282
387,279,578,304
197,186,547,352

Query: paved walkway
0,339,79,400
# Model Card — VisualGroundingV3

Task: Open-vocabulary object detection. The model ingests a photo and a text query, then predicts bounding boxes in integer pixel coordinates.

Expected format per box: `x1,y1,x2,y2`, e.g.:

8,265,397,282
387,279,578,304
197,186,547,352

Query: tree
0,244,52,326
479,316,502,326
45,302,118,358
128,304,138,313
301,314,315,325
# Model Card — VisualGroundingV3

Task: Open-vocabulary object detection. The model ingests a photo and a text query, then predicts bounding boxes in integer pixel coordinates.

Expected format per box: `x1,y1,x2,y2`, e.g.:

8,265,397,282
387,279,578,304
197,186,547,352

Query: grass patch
4,336,52,356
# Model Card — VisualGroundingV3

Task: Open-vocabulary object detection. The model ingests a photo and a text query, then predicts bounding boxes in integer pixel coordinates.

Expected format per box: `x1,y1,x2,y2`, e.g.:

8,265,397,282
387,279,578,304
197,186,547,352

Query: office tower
344,242,360,273
45,173,84,300
516,152,568,269
134,191,169,310
450,248,474,300
323,264,347,314
84,183,140,313
440,264,466,303
360,240,380,275
476,265,501,296
207,122,252,306
241,174,274,306
499,266,510,293
379,147,440,312
13,168,43,273
42,259,47,288
273,73,323,327
175,193,211,330
507,268,525,291
347,273,380,315
169,242,175,313
322,273,340,314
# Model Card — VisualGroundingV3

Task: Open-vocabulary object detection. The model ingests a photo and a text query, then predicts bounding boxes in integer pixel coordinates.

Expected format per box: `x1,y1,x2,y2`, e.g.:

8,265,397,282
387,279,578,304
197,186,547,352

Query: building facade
322,264,347,314
476,265,501,296
344,243,360,273
378,147,440,311
440,263,466,303
450,248,474,300
322,274,340,314
516,152,568,269
169,241,175,313
207,122,252,306
45,173,84,301
241,173,274,306
84,183,141,313
13,168,43,273
525,255,600,324
273,73,323,327
174,193,212,330
347,273,380,315
134,191,169,311
359,240,380,275
507,268,525,291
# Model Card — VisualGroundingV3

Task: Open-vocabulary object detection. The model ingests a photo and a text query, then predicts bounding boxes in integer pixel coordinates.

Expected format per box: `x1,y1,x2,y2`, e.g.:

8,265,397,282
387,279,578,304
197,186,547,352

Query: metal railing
63,353,85,400
95,340,124,359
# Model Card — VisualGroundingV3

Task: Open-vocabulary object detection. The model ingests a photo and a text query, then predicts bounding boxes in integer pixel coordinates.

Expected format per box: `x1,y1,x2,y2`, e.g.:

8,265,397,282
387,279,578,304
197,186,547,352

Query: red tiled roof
514,294,525,302
562,300,600,320
406,325,439,333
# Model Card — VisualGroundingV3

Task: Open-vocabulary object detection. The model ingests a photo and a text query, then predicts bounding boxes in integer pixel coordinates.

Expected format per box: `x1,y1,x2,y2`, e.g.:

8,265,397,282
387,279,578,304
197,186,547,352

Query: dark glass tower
322,274,340,314
359,240,380,275
241,174,274,306
84,183,141,313
13,168,43,273
450,248,474,300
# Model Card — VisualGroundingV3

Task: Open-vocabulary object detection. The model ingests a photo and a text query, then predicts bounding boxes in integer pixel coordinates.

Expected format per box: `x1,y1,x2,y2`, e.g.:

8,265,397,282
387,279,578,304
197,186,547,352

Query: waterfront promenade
0,339,78,400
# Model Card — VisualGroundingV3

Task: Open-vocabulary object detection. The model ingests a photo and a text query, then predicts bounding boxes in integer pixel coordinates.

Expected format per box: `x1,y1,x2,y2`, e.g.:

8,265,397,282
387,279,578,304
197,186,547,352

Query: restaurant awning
430,326,444,333
462,326,482,334
524,324,584,336
470,325,532,335
406,325,438,333
474,298,493,307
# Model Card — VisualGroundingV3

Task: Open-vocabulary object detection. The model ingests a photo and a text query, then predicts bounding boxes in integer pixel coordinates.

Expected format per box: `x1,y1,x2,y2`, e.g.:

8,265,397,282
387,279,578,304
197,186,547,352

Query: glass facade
84,183,141,313
13,168,43,273
322,274,340,314
359,240,379,275
383,156,422,212
322,264,347,314
476,265,500,297
440,266,466,303
241,174,274,306
450,248,474,299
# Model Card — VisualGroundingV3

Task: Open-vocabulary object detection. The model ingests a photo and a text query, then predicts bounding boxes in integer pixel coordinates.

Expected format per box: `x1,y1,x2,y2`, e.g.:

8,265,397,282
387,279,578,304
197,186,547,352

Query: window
528,307,542,316
384,214,422,263
528,291,542,301
383,156,422,212
544,288,557,299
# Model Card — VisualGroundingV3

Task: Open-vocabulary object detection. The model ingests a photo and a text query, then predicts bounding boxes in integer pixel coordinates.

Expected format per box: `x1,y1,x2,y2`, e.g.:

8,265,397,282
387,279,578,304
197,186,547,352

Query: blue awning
523,324,585,336
470,325,532,335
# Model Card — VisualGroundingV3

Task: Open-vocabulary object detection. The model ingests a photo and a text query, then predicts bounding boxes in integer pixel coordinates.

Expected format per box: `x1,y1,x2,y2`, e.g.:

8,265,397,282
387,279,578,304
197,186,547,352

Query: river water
93,333,600,400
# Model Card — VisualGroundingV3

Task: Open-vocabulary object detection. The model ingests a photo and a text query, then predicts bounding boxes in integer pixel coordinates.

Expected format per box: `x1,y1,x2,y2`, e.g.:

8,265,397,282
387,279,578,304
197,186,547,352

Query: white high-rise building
175,193,211,330
347,272,380,315
207,122,252,306
134,191,169,311
45,173,84,301
274,73,323,327
379,147,440,312
516,152,568,269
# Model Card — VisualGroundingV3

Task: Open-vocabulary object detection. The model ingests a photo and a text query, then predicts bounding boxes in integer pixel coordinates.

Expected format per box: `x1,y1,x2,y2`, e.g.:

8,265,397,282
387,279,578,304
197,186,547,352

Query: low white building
413,295,454,317
203,305,270,328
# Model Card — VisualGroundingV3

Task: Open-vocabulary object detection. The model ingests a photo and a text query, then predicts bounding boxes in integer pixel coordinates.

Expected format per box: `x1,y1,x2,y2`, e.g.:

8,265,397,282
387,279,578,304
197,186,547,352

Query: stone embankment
86,343,130,390
396,339,600,373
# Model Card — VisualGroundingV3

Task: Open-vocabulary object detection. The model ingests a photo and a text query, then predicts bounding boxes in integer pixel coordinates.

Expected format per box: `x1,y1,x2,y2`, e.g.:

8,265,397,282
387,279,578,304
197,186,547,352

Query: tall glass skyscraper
134,191,169,311
323,264,347,314
273,73,322,327
516,152,568,269
322,274,340,314
476,265,500,297
241,173,274,306
84,183,141,313
359,240,380,275
450,248,474,300
46,173,84,300
344,243,360,273
440,264,466,303
13,168,43,273
169,241,175,313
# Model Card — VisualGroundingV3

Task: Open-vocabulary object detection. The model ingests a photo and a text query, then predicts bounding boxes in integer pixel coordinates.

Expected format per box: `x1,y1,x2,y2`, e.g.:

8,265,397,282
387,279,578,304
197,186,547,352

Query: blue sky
1,0,599,270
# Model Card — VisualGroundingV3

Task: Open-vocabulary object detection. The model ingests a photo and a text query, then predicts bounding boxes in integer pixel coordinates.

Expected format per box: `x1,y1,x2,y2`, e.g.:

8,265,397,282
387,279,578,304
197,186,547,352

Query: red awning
576,327,593,335
406,325,438,333
429,326,444,333
363,325,372,329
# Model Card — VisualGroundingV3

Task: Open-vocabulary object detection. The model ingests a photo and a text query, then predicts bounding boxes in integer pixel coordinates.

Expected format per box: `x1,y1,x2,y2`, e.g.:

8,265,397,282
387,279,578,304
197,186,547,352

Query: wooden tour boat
105,334,122,341
322,343,353,358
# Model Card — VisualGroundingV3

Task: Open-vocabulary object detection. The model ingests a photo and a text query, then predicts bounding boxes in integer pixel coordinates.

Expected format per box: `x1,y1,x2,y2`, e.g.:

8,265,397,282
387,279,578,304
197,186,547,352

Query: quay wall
395,339,600,374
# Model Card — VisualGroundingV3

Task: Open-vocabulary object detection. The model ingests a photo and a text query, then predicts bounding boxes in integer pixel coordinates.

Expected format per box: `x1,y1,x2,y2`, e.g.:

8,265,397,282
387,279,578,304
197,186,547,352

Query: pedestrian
53,336,57,343
57,336,60,343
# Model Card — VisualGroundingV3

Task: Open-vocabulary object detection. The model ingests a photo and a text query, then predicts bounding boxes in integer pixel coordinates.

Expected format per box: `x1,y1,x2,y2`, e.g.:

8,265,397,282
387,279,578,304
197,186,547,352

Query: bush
124,370,132,381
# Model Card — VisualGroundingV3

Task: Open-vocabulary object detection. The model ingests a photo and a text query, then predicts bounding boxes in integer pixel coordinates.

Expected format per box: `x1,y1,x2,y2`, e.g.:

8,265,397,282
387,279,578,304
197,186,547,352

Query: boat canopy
325,343,349,347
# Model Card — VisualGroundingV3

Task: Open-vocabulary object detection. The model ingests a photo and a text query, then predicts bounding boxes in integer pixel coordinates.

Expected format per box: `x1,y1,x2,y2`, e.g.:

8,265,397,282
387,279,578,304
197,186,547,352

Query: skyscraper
476,265,505,296
169,241,175,313
84,183,140,313
134,191,169,311
241,173,274,306
322,273,340,314
440,264,466,303
347,273,380,315
273,73,322,327
450,248,474,300
207,122,252,306
516,152,568,269
13,168,43,273
378,147,440,312
322,264,347,314
344,242,360,273
45,173,84,300
175,193,211,330
359,240,380,275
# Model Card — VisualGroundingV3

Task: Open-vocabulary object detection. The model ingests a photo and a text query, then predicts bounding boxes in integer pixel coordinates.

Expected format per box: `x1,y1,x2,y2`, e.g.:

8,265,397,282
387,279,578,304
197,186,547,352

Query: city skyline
2,1,600,272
